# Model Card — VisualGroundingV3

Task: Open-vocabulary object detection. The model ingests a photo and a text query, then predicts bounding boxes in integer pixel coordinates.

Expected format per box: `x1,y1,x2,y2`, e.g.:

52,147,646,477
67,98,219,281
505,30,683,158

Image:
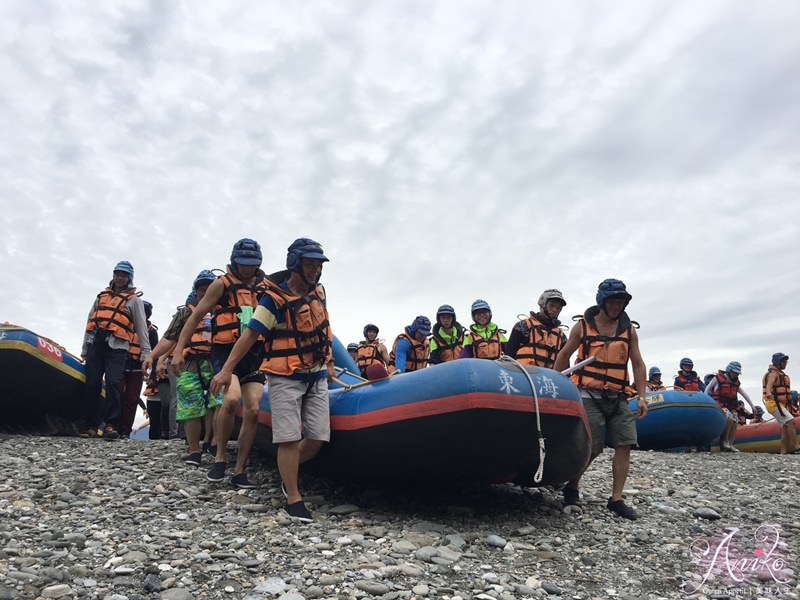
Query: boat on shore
632,389,726,450
731,416,800,453
0,323,86,434
252,348,591,486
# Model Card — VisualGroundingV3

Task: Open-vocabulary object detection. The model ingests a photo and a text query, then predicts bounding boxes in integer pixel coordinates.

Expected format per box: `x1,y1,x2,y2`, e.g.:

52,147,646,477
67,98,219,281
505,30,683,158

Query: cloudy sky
2,1,798,406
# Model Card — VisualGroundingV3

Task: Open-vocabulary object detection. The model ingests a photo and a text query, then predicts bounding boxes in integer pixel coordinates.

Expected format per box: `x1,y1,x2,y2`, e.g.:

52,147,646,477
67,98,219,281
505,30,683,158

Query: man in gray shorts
553,279,647,520
211,238,334,523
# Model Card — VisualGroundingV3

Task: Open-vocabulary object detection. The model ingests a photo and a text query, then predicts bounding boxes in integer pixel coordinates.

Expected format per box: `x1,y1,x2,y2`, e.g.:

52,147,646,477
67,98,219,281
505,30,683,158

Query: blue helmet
596,278,631,307
347,343,358,352
471,299,492,320
231,239,262,266
754,406,765,416
142,300,153,319
193,269,217,291
113,260,134,282
286,237,329,272
437,304,456,317
772,352,789,366
648,366,661,378
725,361,742,375
680,357,693,369
408,316,432,337
363,323,379,337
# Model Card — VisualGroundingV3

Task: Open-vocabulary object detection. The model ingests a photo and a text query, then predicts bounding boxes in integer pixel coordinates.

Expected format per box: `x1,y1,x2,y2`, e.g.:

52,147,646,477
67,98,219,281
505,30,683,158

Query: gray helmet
648,366,661,378
537,289,566,311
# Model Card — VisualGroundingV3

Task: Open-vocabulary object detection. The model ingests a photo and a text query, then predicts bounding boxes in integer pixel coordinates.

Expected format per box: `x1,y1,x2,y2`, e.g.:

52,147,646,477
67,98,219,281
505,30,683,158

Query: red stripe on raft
255,392,587,431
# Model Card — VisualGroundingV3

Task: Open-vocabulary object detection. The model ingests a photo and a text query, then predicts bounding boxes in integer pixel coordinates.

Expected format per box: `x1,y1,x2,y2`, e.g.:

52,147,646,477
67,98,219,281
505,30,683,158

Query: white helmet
537,289,566,311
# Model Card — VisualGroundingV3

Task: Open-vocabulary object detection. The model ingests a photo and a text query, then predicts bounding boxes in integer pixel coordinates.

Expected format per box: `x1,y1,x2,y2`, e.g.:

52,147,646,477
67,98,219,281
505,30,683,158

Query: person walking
705,361,756,452
211,238,334,522
553,279,647,520
81,261,151,440
172,240,267,488
762,353,798,454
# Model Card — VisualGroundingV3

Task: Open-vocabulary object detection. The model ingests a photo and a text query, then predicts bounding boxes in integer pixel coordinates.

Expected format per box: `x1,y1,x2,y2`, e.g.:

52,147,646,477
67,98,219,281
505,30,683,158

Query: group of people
81,241,798,525
82,238,334,523
347,289,570,377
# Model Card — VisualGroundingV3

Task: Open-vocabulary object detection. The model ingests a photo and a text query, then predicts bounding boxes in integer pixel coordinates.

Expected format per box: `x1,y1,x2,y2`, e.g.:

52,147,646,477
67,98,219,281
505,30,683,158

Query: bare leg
233,382,263,475
610,445,632,501
212,375,242,464
184,418,202,453
277,440,301,503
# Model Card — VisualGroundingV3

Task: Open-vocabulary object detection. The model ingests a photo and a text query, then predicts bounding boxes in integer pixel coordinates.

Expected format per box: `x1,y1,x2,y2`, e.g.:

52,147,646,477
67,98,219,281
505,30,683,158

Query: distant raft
732,416,800,453
0,323,86,433
631,389,726,450
253,347,591,486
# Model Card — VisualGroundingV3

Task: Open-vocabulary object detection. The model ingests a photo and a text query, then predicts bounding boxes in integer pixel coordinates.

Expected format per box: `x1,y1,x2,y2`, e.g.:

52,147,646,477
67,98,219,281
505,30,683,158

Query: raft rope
497,355,546,484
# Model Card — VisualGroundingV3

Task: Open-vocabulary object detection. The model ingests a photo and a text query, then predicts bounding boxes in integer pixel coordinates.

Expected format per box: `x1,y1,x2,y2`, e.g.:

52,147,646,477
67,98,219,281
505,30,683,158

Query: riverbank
0,435,798,600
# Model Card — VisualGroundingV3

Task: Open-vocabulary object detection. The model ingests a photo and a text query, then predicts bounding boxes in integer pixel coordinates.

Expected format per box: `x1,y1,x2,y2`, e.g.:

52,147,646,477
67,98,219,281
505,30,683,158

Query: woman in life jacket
428,305,465,365
705,361,756,452
460,299,507,360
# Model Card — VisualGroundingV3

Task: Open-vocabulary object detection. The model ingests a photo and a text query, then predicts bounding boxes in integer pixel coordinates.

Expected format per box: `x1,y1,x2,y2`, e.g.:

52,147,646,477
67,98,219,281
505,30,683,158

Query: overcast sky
2,1,798,406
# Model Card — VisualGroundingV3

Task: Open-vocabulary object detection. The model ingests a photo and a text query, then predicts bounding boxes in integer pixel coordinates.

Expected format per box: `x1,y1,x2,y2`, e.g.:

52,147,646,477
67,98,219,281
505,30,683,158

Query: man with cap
428,305,465,365
705,361,756,452
390,316,431,373
82,261,151,439
762,353,798,454
506,289,567,369
554,278,647,520
211,238,335,523
646,367,666,392
460,299,507,359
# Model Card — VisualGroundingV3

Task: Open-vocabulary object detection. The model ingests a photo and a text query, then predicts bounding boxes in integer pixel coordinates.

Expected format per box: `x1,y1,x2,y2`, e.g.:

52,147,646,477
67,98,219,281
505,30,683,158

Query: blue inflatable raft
631,389,726,450
0,323,87,431
254,340,591,486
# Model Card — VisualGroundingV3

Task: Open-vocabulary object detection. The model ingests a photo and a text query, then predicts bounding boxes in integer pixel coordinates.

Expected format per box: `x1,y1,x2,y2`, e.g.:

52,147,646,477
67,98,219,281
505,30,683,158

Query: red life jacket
674,371,701,391
709,371,740,410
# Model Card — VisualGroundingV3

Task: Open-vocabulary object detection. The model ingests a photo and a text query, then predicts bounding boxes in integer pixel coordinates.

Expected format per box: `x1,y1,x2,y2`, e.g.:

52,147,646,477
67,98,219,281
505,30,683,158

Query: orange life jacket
390,333,429,372
259,282,331,376
430,325,463,363
185,304,212,356
647,381,666,392
514,313,566,368
211,268,265,345
86,287,137,343
709,371,740,410
570,309,632,393
356,340,384,373
674,371,701,391
762,365,791,413
467,325,504,360
128,323,156,361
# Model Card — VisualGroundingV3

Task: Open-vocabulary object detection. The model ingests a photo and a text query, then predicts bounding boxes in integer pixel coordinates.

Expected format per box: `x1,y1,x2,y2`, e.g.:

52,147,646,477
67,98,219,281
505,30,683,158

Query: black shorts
210,343,266,386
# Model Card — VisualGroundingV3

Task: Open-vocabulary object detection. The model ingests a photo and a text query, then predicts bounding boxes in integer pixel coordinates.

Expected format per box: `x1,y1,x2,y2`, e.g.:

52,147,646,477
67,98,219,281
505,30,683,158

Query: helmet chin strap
298,269,318,292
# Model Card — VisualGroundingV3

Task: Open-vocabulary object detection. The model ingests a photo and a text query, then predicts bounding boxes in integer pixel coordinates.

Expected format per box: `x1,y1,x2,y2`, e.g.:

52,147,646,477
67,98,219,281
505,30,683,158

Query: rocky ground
0,435,798,600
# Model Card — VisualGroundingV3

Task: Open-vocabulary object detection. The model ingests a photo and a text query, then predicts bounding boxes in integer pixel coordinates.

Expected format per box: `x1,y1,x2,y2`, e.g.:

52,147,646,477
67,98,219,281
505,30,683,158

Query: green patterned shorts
176,357,222,422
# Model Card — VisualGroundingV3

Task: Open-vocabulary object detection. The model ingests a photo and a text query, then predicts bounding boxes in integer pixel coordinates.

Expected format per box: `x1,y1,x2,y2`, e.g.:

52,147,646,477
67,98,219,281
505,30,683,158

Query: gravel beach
0,435,798,600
